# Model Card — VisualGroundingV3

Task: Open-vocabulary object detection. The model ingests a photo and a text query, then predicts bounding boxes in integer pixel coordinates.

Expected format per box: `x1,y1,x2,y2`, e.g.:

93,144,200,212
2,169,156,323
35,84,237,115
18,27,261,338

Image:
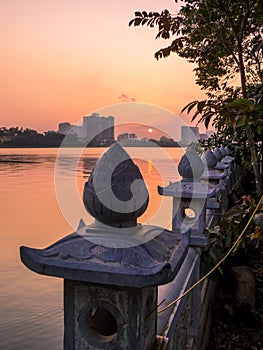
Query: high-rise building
181,126,199,146
83,113,114,146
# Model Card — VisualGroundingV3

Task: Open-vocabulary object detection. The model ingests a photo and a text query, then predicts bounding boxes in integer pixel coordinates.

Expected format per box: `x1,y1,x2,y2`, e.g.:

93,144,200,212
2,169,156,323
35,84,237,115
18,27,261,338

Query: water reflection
147,158,153,174
0,149,66,350
0,147,184,350
82,157,98,179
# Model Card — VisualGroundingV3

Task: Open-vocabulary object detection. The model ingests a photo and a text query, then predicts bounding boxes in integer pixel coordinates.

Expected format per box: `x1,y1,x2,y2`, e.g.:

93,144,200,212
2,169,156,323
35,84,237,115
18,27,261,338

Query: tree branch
218,27,239,66
240,0,257,41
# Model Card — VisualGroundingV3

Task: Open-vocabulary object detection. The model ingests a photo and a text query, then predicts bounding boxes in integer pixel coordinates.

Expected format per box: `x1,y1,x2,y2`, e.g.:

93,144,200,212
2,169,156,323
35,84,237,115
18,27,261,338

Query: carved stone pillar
20,144,189,350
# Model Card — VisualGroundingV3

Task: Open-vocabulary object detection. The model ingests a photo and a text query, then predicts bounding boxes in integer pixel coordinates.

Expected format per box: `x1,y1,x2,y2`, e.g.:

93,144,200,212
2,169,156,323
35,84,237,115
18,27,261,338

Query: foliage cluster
202,195,263,280
130,0,263,196
0,127,66,147
130,0,263,93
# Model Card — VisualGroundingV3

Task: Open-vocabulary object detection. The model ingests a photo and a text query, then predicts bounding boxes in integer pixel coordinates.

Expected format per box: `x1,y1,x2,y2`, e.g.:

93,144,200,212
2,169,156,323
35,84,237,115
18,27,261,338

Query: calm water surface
0,147,183,350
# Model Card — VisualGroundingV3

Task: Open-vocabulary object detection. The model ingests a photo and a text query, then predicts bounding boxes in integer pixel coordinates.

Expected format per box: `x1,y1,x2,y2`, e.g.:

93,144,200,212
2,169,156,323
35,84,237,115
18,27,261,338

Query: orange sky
0,0,206,133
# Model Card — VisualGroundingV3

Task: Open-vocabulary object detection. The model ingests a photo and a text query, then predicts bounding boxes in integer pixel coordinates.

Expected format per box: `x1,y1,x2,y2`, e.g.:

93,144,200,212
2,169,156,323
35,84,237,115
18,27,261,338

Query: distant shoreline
0,144,182,149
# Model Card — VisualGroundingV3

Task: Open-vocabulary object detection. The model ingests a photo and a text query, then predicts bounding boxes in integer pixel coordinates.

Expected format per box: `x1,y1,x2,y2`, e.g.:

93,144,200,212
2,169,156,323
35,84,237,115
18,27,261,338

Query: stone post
20,144,189,350
201,149,226,187
214,147,228,173
201,149,228,215
157,147,216,347
158,146,216,247
220,146,236,189
215,146,238,192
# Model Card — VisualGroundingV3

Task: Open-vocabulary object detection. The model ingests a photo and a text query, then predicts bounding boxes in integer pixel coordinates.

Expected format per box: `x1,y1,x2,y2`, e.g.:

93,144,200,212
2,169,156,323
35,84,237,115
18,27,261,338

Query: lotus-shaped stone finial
224,146,231,155
202,149,217,170
178,146,204,181
220,146,227,157
83,143,149,228
213,147,223,161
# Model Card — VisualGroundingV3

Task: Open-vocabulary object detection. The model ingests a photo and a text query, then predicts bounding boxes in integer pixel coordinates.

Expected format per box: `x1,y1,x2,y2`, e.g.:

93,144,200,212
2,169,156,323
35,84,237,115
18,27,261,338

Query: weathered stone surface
215,162,229,171
201,169,226,182
220,146,227,157
159,147,216,236
225,145,231,155
83,143,149,228
202,149,218,170
158,248,200,350
158,182,216,199
178,147,204,181
213,147,223,161
222,155,235,165
20,226,189,287
158,181,215,236
201,149,226,184
64,280,157,350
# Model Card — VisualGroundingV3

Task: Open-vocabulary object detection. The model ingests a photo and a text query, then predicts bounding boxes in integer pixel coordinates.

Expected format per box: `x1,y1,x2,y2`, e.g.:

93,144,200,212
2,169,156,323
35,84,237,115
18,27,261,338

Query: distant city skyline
58,114,171,144
57,115,214,146
0,120,214,148
57,113,183,143
1,115,214,147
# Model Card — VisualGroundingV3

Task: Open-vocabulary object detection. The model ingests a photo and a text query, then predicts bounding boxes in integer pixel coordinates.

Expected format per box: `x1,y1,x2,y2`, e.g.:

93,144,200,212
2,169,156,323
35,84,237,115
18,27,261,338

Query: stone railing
20,143,240,350
156,145,238,350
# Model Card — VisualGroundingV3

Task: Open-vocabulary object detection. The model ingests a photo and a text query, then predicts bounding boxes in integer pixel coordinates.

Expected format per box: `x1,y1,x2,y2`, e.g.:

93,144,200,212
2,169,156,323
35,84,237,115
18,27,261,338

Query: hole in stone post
79,307,118,344
183,208,196,221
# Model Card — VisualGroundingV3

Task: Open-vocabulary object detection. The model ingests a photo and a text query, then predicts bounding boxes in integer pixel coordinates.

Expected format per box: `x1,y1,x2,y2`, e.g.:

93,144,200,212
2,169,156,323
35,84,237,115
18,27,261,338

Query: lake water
0,147,184,350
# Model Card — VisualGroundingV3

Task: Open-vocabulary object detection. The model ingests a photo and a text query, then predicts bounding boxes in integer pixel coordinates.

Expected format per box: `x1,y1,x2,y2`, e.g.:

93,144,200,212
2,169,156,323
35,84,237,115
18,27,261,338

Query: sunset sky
0,0,206,133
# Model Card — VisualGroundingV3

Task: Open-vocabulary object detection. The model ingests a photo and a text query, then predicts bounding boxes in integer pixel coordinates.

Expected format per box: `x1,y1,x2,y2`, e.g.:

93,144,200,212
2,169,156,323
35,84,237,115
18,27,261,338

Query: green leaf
204,113,213,129
225,99,254,112
134,18,142,26
197,100,206,112
257,125,262,134
181,100,198,114
201,250,224,280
